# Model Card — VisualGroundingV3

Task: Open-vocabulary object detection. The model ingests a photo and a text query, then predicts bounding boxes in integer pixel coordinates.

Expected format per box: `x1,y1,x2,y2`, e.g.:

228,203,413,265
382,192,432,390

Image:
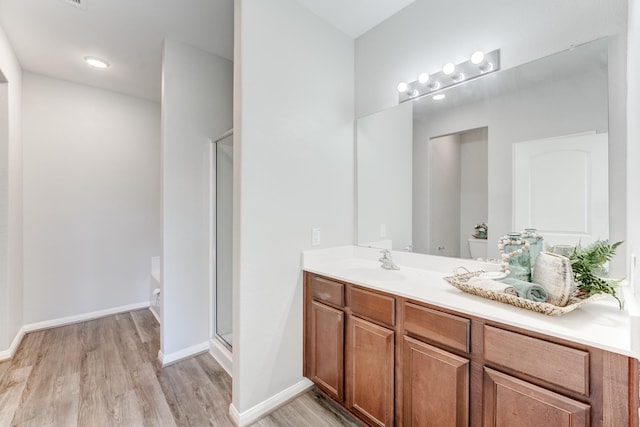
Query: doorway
427,127,488,258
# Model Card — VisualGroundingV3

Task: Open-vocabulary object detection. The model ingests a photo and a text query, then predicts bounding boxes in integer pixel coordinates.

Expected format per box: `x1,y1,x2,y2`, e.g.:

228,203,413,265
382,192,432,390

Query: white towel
467,276,518,296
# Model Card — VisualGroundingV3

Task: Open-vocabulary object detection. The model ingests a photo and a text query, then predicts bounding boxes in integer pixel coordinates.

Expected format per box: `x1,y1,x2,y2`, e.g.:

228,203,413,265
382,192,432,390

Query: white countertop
302,246,640,359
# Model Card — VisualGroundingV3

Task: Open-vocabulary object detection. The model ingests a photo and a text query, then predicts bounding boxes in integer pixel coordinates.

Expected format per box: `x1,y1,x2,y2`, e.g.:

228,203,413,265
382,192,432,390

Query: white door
513,132,608,247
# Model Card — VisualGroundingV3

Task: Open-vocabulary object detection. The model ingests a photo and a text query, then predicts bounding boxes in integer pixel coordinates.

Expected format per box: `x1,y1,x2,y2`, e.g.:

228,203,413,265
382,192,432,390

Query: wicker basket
443,270,603,316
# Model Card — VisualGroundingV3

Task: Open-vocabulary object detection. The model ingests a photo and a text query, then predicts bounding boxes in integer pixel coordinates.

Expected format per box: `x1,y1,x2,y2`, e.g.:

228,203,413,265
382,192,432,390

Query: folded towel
467,276,518,296
500,277,548,302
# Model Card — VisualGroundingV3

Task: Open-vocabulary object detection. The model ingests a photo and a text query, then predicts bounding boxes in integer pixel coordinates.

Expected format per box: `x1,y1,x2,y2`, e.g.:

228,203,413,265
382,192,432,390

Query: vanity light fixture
397,49,500,103
84,56,110,69
397,81,420,97
442,63,455,75
471,51,485,65
443,62,464,82
471,50,493,72
417,72,440,90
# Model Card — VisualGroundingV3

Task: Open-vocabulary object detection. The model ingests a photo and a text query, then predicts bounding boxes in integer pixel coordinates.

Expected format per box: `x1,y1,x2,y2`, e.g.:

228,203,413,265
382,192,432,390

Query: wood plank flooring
0,309,359,426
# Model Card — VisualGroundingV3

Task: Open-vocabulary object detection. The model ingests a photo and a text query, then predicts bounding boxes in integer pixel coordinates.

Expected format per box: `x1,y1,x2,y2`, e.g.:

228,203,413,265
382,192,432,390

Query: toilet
468,238,488,259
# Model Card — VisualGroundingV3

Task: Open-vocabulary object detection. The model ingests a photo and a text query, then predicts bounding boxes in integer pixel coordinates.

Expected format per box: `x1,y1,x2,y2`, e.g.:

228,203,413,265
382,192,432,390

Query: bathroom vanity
302,246,640,427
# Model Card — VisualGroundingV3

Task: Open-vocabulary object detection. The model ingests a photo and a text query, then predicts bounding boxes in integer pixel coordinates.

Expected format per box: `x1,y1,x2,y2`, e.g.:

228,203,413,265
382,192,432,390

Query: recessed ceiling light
84,56,110,69
433,94,446,101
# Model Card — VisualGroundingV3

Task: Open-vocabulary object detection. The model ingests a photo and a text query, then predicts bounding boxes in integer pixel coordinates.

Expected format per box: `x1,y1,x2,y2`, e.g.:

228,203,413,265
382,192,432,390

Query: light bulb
397,81,409,93
433,94,446,101
471,51,486,65
443,63,455,75
418,73,430,84
84,56,110,69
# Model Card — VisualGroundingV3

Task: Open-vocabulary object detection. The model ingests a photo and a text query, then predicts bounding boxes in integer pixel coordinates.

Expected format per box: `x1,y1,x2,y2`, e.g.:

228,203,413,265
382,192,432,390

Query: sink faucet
379,249,400,270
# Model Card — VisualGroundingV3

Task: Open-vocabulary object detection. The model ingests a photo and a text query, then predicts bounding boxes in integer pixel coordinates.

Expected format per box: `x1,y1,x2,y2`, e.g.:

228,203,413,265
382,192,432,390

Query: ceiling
0,0,414,102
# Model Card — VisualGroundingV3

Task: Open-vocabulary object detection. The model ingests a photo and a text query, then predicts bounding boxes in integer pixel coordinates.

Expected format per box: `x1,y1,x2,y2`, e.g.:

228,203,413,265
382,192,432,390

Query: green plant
569,240,624,308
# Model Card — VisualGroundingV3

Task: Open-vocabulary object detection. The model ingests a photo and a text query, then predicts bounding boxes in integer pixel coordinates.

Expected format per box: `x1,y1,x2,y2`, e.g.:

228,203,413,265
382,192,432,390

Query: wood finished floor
0,309,359,427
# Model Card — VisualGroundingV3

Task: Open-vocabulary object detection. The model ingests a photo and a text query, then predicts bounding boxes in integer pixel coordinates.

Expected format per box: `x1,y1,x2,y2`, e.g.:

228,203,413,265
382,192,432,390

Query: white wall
22,72,160,323
357,102,412,250
161,39,232,358
0,23,22,353
628,0,640,296
234,0,354,416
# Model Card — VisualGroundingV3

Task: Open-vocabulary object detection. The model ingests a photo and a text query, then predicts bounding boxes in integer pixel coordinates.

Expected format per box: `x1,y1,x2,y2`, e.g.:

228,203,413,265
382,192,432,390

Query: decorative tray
443,270,604,316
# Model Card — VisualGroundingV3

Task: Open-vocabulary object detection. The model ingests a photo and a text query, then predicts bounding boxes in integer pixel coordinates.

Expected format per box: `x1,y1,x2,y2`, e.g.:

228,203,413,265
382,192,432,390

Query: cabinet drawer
403,302,470,353
309,275,344,307
349,286,395,327
483,325,589,396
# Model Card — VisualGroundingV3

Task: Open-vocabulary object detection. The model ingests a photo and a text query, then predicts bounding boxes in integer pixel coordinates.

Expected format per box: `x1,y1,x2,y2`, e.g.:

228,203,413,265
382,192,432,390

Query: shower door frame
210,129,234,352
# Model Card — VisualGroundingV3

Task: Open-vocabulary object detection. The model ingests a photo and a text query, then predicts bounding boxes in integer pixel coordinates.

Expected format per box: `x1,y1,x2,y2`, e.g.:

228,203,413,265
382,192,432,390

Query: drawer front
483,325,589,396
309,275,344,307
349,286,395,327
403,302,470,353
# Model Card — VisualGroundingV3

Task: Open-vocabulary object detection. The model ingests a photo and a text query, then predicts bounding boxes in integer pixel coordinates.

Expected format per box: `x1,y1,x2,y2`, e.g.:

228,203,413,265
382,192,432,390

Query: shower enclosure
213,130,233,349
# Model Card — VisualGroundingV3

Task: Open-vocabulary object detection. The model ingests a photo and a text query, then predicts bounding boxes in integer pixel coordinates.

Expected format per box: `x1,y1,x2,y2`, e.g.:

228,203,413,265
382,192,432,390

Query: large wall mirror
357,37,611,260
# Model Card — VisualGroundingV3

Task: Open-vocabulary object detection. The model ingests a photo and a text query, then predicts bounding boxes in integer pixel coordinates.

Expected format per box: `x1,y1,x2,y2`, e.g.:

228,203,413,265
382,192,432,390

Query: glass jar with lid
499,232,532,282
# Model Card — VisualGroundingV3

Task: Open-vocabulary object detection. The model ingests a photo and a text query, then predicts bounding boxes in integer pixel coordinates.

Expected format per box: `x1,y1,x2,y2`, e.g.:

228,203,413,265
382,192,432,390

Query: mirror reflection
356,38,609,259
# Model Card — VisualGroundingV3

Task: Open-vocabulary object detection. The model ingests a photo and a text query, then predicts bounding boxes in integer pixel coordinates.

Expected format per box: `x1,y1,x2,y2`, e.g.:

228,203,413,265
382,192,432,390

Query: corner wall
160,39,232,359
233,0,354,420
0,22,22,354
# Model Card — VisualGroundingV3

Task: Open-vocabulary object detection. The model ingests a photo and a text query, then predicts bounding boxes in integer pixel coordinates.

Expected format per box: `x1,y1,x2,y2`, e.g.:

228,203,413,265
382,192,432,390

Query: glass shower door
215,132,233,348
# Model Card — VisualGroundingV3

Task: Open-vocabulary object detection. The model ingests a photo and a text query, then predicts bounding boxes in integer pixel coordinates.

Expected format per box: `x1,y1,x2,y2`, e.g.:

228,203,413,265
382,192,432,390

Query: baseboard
22,301,150,334
209,338,232,377
149,305,160,324
228,378,314,426
158,341,210,367
0,326,26,362
0,301,150,362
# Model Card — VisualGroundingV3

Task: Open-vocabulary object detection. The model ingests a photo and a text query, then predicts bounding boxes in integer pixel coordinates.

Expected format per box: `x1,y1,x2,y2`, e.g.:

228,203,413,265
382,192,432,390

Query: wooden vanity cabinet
402,336,469,426
347,316,395,426
483,368,590,427
402,301,471,426
308,300,345,401
347,285,396,426
304,274,346,402
303,272,639,427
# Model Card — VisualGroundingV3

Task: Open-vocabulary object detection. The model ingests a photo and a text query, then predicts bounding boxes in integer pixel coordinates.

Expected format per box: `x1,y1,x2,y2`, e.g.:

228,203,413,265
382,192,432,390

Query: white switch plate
312,228,321,246
379,223,386,238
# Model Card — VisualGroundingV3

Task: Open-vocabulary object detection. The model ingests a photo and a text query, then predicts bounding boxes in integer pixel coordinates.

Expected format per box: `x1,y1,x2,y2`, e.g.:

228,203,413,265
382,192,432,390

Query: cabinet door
483,368,590,427
403,336,469,426
309,300,345,401
347,316,395,427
